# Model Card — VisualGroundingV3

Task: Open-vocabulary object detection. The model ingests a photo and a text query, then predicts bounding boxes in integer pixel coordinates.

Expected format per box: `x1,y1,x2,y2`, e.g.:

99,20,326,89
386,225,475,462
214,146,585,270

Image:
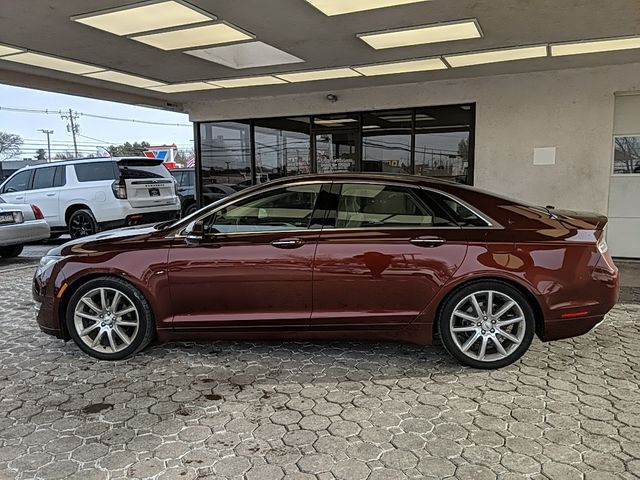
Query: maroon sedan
33,174,618,369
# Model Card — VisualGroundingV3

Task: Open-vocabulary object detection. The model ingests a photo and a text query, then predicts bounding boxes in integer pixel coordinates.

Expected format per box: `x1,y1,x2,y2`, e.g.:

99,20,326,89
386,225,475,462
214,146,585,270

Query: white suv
0,157,181,238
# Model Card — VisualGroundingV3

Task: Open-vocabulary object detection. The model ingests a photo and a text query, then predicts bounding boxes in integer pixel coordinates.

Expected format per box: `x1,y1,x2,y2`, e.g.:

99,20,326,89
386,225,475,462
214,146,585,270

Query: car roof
15,156,159,170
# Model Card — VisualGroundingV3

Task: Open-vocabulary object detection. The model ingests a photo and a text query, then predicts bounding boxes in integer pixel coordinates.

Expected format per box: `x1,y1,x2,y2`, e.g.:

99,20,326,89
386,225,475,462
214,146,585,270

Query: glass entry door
314,130,359,173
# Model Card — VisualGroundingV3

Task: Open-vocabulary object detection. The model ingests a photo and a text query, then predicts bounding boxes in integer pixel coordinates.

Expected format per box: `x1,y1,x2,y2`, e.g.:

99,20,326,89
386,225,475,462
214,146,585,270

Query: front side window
334,183,456,228
202,184,322,234
32,167,57,190
2,170,32,193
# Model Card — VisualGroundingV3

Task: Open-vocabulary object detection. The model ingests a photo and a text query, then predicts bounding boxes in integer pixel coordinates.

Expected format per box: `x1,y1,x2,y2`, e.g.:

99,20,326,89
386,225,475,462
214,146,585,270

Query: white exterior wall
187,62,640,215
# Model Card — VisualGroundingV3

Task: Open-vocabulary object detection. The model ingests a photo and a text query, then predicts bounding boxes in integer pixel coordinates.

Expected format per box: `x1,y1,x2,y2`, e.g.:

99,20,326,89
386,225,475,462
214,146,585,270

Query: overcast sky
0,83,193,158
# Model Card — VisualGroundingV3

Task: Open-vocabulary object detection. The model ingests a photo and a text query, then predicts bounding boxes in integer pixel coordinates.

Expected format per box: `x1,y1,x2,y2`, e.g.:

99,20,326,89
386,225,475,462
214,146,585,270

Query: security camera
326,94,338,102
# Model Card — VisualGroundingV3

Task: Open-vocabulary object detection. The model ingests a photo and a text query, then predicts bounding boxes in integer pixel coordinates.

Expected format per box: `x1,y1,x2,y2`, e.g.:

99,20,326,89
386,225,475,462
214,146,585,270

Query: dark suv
170,168,238,217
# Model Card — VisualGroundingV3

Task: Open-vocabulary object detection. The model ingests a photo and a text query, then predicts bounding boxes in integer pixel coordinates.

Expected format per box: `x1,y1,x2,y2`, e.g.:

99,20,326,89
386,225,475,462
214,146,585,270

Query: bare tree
614,137,640,174
0,132,23,159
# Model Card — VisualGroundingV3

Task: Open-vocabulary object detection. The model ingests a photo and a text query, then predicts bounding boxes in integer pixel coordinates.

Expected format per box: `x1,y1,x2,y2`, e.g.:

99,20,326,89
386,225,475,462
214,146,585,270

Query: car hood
48,225,161,256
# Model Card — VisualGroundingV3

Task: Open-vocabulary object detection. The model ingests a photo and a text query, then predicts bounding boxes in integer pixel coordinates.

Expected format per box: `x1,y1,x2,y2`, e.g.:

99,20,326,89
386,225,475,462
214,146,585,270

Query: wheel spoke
493,300,516,319
487,291,493,316
113,326,132,346
461,331,481,352
491,336,508,356
76,312,101,322
99,288,107,311
111,291,121,312
91,330,104,347
105,330,117,351
453,310,479,322
497,316,524,327
80,323,101,336
81,297,102,314
470,294,484,317
116,319,138,327
477,336,488,360
496,328,519,344
452,326,478,333
115,306,136,317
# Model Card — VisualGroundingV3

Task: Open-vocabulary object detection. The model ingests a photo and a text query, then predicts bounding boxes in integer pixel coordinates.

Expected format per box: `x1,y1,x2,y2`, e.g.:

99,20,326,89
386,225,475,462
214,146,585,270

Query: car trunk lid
117,158,176,209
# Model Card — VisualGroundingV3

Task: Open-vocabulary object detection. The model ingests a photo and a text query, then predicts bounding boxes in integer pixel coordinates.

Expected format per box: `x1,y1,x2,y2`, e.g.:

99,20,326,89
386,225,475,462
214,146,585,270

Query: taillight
172,177,178,195
111,179,127,199
31,204,44,220
597,227,608,255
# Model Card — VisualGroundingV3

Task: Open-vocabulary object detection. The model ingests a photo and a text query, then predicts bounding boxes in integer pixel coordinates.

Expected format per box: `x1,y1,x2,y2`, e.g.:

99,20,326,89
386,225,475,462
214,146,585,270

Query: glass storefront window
613,136,640,174
414,106,472,184
200,121,251,204
254,117,311,182
362,110,412,174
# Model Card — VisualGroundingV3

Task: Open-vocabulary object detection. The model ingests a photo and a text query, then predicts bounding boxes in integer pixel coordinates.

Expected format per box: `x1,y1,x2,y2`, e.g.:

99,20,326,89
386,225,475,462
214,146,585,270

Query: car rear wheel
0,244,24,258
438,281,535,369
66,277,155,360
184,203,198,217
68,209,97,239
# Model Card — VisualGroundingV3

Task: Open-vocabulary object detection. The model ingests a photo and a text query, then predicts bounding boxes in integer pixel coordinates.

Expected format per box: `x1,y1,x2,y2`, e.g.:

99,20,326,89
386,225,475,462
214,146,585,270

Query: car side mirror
186,220,204,244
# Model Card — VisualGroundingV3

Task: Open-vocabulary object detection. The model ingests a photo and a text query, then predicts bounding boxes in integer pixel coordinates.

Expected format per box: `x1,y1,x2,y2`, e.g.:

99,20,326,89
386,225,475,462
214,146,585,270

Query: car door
167,181,329,329
26,166,64,226
311,181,468,328
0,169,33,205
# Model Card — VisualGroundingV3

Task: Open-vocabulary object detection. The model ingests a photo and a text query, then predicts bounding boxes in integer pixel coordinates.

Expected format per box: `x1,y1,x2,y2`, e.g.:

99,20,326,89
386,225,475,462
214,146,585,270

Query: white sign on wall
533,147,556,165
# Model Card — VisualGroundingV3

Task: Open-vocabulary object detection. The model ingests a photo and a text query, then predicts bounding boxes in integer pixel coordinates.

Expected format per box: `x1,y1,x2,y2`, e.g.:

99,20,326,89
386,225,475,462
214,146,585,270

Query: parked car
0,157,181,238
170,168,238,217
33,173,618,368
0,198,50,258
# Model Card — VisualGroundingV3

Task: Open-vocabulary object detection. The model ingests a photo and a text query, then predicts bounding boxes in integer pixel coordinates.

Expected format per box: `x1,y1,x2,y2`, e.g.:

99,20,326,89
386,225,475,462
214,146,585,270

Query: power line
0,105,191,127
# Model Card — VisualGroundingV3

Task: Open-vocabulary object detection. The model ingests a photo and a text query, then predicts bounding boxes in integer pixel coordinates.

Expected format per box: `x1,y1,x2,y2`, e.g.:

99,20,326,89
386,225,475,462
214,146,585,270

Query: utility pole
60,109,80,157
38,129,54,162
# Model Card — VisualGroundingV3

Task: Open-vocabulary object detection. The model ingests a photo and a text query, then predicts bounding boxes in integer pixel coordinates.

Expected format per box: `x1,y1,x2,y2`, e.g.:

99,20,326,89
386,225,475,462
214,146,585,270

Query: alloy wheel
69,212,96,238
449,290,526,362
73,287,140,354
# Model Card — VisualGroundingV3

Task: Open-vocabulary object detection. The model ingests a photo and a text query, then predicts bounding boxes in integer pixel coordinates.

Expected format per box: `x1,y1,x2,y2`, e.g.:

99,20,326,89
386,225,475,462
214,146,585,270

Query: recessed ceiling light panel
186,41,304,69
72,0,215,36
2,52,104,75
304,0,430,16
276,67,361,83
131,22,253,50
355,58,447,76
445,45,548,67
551,36,640,56
149,82,221,93
85,70,164,88
0,44,24,57
358,20,482,49
211,76,287,88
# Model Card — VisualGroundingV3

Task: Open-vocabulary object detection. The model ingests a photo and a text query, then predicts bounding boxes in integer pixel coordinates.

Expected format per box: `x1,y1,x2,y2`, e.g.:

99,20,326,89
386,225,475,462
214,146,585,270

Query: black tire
438,280,535,369
0,244,24,258
183,203,198,217
68,209,98,239
66,276,155,361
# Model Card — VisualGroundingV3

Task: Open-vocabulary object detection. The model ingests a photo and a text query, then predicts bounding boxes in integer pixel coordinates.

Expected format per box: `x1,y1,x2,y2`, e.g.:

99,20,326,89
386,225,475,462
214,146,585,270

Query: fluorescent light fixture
211,76,287,88
2,52,104,75
551,36,640,56
358,20,481,49
315,118,359,125
186,41,304,69
72,0,214,36
132,22,253,50
85,70,164,88
355,57,447,76
148,82,221,93
445,45,548,67
0,44,24,57
276,67,361,83
304,0,430,16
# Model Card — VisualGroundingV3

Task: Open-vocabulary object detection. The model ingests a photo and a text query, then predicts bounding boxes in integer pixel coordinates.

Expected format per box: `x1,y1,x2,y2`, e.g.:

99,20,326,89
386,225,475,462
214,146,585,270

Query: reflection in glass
614,136,640,174
200,121,251,205
362,110,411,174
254,118,311,182
315,131,358,173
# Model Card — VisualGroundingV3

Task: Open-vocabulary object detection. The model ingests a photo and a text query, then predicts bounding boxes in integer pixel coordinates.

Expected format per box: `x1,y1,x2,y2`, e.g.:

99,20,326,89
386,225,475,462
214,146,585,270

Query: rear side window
334,183,457,228
53,166,66,187
118,160,170,179
2,170,33,193
424,190,490,227
183,171,194,187
74,162,117,182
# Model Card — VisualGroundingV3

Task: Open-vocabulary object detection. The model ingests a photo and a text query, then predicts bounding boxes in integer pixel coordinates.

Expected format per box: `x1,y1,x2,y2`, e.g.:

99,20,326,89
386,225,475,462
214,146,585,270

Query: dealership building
1,0,640,256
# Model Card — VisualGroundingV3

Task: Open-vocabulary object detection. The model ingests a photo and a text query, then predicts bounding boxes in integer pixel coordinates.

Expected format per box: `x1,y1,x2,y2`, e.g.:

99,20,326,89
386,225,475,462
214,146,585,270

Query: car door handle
410,236,446,247
46,193,56,197
271,238,304,249
14,196,24,201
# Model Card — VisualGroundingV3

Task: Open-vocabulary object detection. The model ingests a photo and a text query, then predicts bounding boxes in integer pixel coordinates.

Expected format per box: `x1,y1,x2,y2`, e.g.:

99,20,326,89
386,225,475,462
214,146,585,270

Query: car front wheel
0,244,24,258
438,281,535,369
66,277,155,360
